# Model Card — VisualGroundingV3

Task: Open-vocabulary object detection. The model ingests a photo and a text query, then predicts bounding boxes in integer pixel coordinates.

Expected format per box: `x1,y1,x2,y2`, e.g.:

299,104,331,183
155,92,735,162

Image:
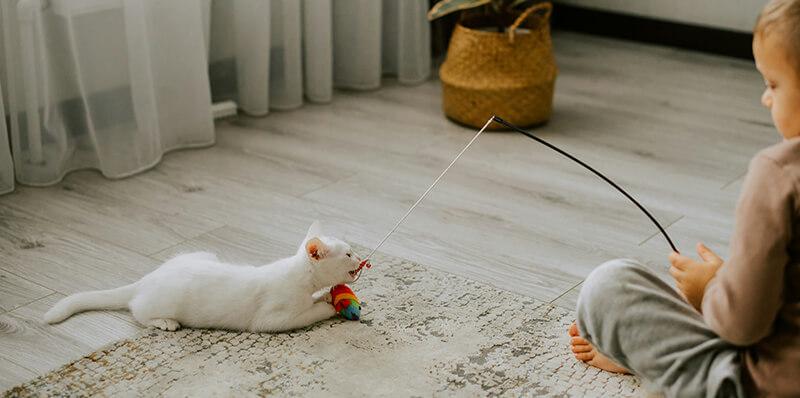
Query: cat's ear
305,238,330,261
305,220,324,241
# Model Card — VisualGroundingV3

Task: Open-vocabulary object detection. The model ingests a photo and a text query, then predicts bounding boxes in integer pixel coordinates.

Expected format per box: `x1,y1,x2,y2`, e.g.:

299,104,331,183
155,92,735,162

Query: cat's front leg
277,302,336,331
312,288,332,304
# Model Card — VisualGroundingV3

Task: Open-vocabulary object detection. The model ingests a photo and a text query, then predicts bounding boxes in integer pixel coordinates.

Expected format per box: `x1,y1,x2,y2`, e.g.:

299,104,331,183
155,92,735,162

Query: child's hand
668,243,724,312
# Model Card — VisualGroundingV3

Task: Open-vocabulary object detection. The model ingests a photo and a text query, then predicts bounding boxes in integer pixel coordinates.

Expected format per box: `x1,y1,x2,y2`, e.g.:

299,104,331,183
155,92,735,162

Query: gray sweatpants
576,259,746,398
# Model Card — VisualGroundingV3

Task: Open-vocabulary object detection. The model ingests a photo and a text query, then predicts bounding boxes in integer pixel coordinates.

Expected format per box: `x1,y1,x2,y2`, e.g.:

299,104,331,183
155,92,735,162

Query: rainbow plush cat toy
330,284,361,321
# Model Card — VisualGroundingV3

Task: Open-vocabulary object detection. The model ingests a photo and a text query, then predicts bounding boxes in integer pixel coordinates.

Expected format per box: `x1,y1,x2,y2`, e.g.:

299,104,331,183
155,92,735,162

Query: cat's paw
314,302,338,319
148,318,181,331
312,290,333,304
325,304,338,318
321,292,333,304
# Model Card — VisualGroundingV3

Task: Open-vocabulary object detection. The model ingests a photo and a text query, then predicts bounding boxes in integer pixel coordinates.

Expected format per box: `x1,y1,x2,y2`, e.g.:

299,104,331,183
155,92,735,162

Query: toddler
568,1,800,396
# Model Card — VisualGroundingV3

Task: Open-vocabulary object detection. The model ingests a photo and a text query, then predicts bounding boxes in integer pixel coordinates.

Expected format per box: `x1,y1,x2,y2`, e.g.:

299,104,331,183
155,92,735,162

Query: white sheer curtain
0,0,431,192
1,4,16,194
0,80,13,195
0,0,214,187
207,0,431,115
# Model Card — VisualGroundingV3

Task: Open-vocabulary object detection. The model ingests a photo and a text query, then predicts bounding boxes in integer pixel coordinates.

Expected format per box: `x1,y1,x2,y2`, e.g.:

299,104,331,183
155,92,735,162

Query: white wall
554,0,765,33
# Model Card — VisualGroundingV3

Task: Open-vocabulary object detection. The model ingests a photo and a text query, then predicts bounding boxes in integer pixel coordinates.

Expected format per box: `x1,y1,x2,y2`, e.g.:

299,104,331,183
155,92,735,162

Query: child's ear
305,238,329,261
305,220,324,241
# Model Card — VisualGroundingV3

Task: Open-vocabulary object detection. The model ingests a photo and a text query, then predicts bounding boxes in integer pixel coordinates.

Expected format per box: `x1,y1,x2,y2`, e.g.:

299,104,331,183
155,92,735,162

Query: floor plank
0,269,53,313
0,359,36,392
0,294,139,376
151,226,296,265
1,182,224,257
0,206,161,295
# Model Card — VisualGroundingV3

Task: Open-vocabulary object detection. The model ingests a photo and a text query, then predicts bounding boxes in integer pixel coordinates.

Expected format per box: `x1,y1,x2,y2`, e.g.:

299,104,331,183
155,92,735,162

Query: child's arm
701,153,793,346
669,243,724,311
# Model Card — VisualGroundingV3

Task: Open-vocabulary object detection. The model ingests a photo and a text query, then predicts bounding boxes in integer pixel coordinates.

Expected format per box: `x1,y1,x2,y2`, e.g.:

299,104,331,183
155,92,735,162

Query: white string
354,117,495,280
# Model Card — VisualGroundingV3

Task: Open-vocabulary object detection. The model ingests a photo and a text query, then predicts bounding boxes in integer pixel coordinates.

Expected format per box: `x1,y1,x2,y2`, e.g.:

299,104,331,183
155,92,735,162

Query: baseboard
551,4,755,60
212,100,237,120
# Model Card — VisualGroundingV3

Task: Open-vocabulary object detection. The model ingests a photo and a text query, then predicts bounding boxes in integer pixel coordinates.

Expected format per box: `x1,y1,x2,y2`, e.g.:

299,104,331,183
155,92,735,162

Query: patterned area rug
4,250,643,397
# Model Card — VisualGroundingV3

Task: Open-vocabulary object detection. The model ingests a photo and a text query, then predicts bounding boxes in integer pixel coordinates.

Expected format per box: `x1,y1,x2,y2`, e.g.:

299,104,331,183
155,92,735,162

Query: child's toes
575,352,595,361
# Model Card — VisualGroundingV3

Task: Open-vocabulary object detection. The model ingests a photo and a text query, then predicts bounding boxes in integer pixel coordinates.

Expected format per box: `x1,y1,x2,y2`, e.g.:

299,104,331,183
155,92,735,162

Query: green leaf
428,0,494,20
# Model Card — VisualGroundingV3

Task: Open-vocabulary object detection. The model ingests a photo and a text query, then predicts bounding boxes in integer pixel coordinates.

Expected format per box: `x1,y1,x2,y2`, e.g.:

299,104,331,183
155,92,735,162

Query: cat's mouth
348,260,370,281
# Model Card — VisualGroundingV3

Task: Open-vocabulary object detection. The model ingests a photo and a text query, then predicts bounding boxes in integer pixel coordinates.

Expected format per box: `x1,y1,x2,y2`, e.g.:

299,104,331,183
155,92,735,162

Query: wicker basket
439,3,557,130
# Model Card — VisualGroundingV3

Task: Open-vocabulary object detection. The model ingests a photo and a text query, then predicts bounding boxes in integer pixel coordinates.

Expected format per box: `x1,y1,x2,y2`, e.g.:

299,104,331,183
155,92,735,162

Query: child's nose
762,89,773,108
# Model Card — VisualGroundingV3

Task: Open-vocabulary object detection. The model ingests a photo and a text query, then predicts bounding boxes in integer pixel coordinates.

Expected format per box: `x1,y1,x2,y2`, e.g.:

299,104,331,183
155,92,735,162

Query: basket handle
509,2,552,43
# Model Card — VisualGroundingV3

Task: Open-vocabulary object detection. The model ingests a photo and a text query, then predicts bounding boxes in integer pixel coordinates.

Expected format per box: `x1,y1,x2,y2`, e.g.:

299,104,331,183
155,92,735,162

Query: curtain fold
0,80,13,195
385,0,432,85
209,0,431,115
302,0,333,104
0,1,13,194
0,0,431,193
333,0,382,90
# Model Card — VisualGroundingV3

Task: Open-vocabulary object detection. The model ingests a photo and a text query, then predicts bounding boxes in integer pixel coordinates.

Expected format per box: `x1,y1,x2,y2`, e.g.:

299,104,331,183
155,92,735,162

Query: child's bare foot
568,322,630,374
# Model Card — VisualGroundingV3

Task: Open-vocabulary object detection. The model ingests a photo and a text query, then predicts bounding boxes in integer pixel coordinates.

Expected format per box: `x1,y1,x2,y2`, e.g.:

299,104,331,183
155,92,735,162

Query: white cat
43,221,362,332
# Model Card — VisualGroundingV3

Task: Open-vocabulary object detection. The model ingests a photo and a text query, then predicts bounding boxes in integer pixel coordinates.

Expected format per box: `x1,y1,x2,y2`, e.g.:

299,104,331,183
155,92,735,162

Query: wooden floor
0,31,775,390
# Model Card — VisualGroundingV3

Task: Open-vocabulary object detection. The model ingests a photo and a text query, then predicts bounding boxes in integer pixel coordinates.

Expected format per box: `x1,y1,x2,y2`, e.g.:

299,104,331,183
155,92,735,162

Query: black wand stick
492,116,678,253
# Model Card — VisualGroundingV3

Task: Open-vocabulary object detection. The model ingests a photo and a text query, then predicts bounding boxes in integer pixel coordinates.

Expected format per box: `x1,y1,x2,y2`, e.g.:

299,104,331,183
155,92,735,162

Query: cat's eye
346,253,351,257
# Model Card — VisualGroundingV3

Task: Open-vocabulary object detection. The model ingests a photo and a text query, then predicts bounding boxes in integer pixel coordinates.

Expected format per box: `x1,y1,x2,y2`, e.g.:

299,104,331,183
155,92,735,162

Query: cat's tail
43,283,137,324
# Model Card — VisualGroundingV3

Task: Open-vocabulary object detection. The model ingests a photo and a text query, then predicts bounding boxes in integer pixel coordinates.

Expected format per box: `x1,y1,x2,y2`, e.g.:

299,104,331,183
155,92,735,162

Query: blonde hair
755,0,800,67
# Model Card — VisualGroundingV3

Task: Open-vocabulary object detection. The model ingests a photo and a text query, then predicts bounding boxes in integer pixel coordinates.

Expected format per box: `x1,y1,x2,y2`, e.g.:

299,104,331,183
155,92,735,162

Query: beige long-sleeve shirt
703,137,800,397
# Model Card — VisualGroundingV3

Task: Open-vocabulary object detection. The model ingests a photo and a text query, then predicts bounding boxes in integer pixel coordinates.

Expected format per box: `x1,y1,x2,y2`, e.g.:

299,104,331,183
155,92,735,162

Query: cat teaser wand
354,116,677,281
